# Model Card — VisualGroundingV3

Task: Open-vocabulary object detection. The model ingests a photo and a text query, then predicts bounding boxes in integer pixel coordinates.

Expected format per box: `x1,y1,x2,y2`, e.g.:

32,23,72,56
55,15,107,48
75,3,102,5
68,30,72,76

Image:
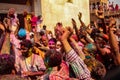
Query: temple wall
0,0,90,33
41,0,90,33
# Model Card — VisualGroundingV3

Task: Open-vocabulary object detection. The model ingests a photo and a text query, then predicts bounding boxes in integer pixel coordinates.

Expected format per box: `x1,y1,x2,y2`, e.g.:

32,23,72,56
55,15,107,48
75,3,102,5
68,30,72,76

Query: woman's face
48,41,56,49
56,41,62,52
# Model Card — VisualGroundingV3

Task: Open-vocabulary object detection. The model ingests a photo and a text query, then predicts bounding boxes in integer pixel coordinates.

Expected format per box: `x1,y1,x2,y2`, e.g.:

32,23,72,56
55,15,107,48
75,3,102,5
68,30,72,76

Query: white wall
41,0,90,32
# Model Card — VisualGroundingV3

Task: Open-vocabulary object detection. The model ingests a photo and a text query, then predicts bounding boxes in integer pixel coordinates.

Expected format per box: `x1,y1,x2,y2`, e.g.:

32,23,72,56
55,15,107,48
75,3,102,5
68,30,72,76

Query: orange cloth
34,47,45,59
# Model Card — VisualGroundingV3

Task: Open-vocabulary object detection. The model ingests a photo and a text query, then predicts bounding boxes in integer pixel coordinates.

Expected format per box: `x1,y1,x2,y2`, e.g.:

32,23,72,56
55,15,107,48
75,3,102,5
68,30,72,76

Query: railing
104,10,120,16
90,9,120,16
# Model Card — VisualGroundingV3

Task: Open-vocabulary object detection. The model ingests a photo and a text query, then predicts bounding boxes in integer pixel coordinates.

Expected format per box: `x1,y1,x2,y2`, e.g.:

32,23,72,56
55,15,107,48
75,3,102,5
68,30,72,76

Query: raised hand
78,12,82,20
60,27,71,41
71,18,76,28
109,17,116,28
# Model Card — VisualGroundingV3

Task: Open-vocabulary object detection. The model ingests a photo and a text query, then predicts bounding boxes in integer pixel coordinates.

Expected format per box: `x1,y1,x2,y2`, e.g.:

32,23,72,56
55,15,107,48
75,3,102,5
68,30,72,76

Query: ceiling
0,0,31,5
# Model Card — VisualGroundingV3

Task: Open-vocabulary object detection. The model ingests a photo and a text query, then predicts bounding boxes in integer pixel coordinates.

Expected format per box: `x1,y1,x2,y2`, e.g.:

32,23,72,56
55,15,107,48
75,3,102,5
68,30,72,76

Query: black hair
37,15,42,19
39,30,45,36
20,39,33,49
18,35,26,40
43,25,47,30
48,38,57,44
0,54,15,75
56,22,62,26
91,63,106,80
45,50,62,70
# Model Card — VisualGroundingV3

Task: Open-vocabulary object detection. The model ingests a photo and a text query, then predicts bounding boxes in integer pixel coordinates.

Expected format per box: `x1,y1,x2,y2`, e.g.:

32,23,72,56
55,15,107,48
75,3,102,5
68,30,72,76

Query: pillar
32,0,42,16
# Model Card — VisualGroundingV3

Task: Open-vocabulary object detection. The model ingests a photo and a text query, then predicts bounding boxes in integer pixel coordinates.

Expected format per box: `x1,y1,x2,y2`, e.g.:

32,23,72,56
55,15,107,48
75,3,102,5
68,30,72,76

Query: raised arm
59,27,92,80
78,12,86,27
69,35,85,60
60,27,72,53
109,18,120,65
71,18,80,41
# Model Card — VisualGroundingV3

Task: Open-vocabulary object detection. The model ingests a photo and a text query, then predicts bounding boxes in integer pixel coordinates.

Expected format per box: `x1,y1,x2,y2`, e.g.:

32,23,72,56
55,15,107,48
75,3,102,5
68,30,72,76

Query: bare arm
78,12,86,27
70,37,85,60
109,18,120,65
109,18,119,54
24,17,29,31
60,28,72,53
109,29,119,54
71,18,80,41
22,71,44,78
60,27,92,79
85,33,94,43
0,23,5,31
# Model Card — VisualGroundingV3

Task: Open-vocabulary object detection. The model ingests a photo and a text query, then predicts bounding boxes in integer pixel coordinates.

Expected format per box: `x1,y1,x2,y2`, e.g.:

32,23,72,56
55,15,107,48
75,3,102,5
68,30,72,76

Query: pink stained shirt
31,16,37,27
49,60,70,80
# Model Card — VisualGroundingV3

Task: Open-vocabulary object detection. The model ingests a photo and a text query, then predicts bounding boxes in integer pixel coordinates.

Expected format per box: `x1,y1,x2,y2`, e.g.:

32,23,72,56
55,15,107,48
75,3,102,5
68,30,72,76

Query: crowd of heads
0,7,120,80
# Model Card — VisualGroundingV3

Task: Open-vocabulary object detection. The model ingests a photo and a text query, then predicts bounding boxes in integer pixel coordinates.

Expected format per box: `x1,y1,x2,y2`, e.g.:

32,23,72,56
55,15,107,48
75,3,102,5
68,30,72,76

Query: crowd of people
0,5,120,80
90,0,120,12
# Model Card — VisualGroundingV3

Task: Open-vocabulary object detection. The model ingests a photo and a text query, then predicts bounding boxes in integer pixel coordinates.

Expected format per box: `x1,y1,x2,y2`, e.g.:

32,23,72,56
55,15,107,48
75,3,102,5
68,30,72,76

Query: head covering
29,32,34,36
85,43,97,53
18,28,26,37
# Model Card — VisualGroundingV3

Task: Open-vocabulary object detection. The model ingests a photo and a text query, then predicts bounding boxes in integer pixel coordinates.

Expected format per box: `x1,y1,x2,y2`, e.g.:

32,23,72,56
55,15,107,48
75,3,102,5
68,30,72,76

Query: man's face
43,26,46,30
8,8,15,18
96,66,106,77
54,26,63,40
41,36,48,46
9,8,15,15
20,45,29,57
